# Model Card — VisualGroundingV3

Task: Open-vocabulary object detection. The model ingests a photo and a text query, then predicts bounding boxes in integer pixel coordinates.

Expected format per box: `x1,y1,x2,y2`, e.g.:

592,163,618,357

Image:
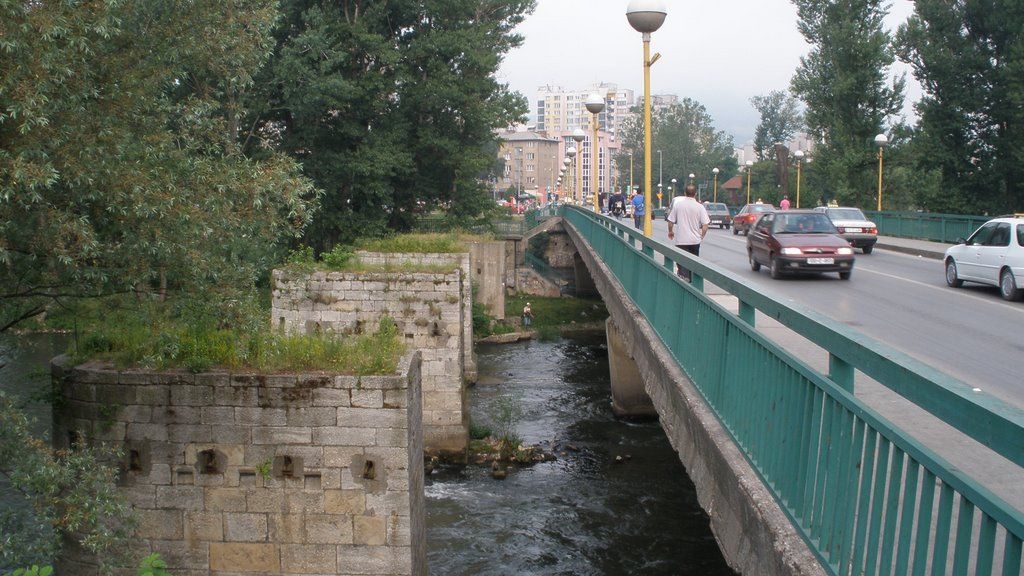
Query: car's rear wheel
862,245,873,254
839,270,852,280
749,251,761,272
1000,268,1023,301
770,256,783,279
945,259,963,288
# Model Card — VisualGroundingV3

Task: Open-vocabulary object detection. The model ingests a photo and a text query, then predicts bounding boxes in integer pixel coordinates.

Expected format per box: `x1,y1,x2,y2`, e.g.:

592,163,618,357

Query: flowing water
426,334,736,575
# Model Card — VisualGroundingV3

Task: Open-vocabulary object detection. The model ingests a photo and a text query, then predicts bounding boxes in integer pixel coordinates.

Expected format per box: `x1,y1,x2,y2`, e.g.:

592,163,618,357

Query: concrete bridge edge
562,220,826,576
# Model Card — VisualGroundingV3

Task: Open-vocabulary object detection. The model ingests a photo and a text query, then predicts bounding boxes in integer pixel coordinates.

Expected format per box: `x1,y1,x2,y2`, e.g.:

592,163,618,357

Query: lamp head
584,93,606,114
793,149,805,159
563,157,572,166
572,128,586,142
671,178,676,183
626,0,667,34
712,167,719,174
745,160,754,167
688,173,695,179
567,147,577,158
874,133,889,147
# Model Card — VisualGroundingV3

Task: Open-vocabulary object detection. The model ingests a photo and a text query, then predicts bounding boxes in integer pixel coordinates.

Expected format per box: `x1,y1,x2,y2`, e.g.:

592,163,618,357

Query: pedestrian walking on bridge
666,184,710,281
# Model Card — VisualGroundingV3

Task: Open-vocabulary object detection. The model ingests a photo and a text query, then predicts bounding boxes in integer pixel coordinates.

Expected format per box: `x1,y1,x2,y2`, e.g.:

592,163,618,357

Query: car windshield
708,203,728,211
827,208,867,220
773,213,837,234
750,204,774,213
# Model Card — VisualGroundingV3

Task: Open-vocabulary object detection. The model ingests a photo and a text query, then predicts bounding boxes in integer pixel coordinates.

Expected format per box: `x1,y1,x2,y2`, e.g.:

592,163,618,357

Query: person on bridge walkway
522,302,533,328
780,195,791,210
630,191,645,229
666,184,710,282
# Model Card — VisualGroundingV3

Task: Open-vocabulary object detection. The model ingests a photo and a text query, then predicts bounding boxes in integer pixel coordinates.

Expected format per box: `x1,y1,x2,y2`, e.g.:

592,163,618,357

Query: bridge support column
573,252,597,297
606,317,656,418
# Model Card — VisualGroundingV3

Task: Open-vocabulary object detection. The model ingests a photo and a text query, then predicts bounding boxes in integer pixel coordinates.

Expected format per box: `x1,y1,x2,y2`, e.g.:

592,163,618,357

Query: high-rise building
495,131,561,200
535,83,635,139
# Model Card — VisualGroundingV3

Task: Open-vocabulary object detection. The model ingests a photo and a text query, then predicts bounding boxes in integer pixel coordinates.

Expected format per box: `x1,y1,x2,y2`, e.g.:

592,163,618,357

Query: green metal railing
561,205,1024,576
864,211,990,244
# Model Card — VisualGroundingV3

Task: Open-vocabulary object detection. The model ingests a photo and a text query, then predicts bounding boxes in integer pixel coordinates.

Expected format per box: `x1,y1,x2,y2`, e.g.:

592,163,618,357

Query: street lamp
712,167,719,203
688,173,696,200
745,160,754,204
626,0,667,237
874,133,888,211
669,177,677,207
793,150,804,208
585,93,606,213
572,128,586,204
566,147,578,204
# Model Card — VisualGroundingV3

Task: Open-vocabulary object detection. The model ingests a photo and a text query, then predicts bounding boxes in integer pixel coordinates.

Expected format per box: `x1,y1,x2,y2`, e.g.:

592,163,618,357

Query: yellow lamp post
745,160,754,204
562,156,572,202
875,133,888,211
566,148,577,203
585,93,606,213
626,0,667,237
712,167,720,203
793,150,804,208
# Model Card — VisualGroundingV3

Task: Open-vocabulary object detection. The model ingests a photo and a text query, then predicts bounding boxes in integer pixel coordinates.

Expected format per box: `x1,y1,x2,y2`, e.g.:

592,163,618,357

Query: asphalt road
637,217,1024,408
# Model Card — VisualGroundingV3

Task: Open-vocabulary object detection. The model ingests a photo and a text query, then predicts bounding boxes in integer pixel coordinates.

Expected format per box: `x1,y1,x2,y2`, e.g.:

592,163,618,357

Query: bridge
524,204,1024,576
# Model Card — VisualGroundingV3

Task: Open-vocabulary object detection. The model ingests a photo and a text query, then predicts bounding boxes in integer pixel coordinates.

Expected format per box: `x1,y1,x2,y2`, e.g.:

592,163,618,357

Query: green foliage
254,460,272,483
355,233,477,254
896,1,1024,213
10,567,52,576
250,0,535,251
486,392,523,461
526,232,550,261
137,553,172,576
614,99,736,195
0,393,133,570
751,91,804,161
65,300,403,375
791,0,905,208
469,422,493,441
0,1,320,334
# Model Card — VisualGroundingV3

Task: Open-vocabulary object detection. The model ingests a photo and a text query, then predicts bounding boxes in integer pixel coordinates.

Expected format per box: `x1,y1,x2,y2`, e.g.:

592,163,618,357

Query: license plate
845,228,862,233
807,257,834,265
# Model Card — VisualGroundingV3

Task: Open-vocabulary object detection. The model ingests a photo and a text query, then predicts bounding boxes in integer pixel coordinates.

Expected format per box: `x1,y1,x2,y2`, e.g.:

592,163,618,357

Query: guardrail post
829,354,854,392
739,300,755,326
692,274,704,292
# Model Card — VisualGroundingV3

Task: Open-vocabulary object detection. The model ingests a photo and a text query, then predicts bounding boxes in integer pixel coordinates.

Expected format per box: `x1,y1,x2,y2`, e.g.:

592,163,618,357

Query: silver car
816,206,878,253
944,216,1024,301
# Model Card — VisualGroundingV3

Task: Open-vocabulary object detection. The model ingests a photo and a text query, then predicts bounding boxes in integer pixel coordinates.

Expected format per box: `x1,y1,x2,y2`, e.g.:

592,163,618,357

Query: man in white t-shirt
666,184,710,281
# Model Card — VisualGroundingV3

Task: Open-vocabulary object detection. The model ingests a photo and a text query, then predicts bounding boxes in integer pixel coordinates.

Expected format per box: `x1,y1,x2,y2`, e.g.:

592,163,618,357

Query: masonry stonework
52,354,426,576
271,251,474,453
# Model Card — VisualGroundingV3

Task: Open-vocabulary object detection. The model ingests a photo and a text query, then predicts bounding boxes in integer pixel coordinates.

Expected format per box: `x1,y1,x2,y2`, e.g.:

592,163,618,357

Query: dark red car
732,203,776,235
747,210,856,280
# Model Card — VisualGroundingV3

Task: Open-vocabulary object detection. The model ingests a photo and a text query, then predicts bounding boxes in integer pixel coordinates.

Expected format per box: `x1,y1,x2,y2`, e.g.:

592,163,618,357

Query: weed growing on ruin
355,232,485,254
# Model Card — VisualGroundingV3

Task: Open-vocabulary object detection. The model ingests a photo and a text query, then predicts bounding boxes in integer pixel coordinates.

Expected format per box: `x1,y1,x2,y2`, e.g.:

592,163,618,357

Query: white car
944,215,1024,301
815,206,878,253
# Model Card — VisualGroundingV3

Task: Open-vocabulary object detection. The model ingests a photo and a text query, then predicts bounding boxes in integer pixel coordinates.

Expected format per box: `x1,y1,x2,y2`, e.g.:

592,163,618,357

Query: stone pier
606,317,656,418
52,353,427,576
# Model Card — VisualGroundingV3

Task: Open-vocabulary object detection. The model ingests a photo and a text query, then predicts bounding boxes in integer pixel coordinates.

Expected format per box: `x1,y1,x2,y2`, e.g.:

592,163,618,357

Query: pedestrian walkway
876,235,951,260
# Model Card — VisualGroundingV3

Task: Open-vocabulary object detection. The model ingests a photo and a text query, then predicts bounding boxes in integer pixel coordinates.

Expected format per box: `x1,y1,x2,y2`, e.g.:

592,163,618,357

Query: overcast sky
496,0,920,145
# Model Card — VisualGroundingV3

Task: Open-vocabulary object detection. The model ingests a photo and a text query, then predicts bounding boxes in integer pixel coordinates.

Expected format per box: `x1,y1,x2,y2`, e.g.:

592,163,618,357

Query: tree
750,90,804,161
896,1,1024,213
0,1,319,333
790,0,905,208
615,99,736,202
250,0,533,250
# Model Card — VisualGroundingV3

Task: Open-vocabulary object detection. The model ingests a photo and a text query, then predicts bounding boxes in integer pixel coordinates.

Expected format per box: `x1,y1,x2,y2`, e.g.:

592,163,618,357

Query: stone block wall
52,354,426,576
271,251,473,453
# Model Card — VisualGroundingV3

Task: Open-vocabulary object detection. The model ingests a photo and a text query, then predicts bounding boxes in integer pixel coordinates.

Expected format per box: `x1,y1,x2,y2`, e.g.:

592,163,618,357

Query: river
426,334,735,575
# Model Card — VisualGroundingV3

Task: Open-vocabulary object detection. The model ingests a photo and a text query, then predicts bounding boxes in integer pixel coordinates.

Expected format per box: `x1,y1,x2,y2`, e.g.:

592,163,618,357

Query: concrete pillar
606,317,656,418
573,252,597,298
470,242,506,320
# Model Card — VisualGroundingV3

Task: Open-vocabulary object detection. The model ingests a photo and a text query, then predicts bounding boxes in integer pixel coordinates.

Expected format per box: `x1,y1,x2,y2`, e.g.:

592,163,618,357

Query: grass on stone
62,300,403,375
355,232,489,254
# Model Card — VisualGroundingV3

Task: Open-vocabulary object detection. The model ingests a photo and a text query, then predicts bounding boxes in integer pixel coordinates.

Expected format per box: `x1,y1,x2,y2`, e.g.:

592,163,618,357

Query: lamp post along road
567,147,577,204
586,93,606,213
712,167,719,203
875,133,888,211
627,0,666,237
745,160,754,204
572,128,585,205
793,150,804,209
